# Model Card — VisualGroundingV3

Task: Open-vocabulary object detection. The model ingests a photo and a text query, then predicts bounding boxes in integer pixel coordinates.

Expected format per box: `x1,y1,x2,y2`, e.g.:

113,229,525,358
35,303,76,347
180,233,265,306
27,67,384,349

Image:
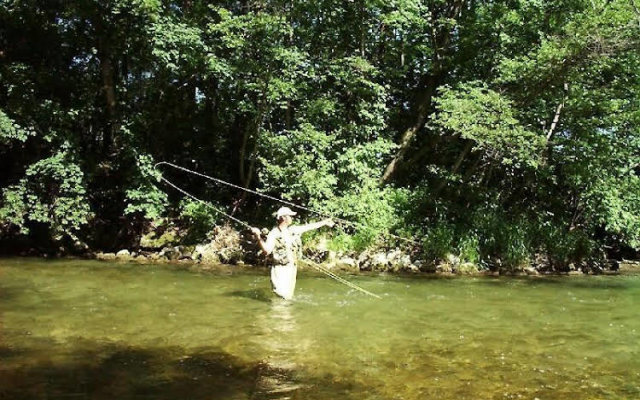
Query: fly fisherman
251,207,335,300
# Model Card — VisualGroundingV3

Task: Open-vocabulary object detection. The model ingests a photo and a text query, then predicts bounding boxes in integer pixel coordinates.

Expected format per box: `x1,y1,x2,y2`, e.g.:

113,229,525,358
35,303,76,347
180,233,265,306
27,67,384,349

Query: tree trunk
381,0,467,184
381,75,439,183
95,17,118,155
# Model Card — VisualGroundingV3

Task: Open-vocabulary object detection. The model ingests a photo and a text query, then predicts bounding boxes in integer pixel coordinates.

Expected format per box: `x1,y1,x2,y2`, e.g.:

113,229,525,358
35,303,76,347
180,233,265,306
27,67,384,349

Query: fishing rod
154,161,420,246
153,164,382,299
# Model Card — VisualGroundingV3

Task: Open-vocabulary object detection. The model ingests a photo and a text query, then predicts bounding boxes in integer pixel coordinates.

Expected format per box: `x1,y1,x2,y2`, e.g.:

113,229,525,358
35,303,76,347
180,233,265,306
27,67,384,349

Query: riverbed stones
115,249,135,262
334,257,358,272
370,252,389,271
199,225,245,265
159,246,181,261
218,247,243,264
357,251,371,270
391,253,414,272
116,249,130,257
96,252,116,261
619,260,640,272
456,262,479,275
524,266,539,275
196,243,220,265
148,252,166,262
354,250,420,272
436,263,453,274
445,253,461,268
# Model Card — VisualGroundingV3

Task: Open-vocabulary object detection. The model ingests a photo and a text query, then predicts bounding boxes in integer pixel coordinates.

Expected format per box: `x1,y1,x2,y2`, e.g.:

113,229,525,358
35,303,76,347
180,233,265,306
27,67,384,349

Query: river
1,258,638,399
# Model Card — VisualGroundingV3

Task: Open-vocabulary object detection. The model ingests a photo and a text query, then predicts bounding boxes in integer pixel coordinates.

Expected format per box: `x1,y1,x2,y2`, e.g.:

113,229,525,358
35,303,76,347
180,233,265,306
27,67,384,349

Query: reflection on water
252,300,307,398
1,258,639,400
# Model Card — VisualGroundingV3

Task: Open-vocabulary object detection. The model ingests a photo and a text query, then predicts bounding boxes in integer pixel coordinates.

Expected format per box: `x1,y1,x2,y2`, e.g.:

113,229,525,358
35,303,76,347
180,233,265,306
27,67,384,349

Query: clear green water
1,258,639,400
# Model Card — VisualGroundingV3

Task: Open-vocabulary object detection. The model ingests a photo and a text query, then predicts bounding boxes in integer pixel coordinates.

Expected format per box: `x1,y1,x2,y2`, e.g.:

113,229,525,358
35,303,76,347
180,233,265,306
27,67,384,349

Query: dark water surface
1,258,639,399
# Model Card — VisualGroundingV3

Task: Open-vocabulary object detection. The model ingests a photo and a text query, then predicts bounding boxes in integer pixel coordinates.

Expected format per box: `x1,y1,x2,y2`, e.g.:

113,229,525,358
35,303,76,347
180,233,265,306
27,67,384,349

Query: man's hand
250,227,262,238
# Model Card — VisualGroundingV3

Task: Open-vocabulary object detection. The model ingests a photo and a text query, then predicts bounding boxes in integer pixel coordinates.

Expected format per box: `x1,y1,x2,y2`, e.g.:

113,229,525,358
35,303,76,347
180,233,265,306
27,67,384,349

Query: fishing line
298,259,382,299
154,169,382,299
157,175,251,229
154,161,420,246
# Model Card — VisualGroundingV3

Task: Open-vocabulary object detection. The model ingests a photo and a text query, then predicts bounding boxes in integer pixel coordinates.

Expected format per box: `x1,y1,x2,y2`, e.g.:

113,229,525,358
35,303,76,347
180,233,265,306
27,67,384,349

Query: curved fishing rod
154,161,420,246
154,170,382,299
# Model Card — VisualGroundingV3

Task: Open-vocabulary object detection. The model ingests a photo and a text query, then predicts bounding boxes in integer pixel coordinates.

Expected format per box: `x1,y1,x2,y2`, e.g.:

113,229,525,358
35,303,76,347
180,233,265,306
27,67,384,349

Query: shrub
0,147,92,242
179,199,223,244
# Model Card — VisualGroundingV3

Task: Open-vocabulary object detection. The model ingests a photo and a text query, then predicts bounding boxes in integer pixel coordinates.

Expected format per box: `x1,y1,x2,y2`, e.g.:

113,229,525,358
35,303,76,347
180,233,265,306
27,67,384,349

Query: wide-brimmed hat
276,206,297,219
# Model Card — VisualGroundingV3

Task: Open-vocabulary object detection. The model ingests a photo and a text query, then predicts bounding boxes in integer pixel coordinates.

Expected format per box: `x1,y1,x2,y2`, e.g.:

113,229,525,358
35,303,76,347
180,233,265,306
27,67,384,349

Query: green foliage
0,109,34,144
422,223,456,262
457,233,480,265
468,208,532,269
0,148,91,239
541,225,594,268
432,82,544,169
328,184,402,249
0,0,638,263
149,17,207,75
258,123,337,206
581,172,640,250
179,199,222,244
124,155,168,221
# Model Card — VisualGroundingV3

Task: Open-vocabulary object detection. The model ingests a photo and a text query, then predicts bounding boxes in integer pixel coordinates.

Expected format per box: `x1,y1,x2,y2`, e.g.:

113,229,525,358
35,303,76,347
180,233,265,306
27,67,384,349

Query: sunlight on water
1,258,639,399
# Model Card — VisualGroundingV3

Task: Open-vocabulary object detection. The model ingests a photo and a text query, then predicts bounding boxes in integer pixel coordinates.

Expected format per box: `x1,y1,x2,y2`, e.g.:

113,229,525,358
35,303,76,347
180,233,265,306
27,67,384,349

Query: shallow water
1,258,639,399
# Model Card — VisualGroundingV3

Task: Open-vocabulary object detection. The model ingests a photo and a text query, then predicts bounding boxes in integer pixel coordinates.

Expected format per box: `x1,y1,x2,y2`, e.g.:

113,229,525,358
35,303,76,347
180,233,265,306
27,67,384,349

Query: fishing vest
270,227,302,266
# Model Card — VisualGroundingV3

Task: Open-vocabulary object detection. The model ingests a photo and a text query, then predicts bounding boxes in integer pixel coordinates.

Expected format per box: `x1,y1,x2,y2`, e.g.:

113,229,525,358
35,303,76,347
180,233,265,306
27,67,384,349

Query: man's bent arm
251,228,276,255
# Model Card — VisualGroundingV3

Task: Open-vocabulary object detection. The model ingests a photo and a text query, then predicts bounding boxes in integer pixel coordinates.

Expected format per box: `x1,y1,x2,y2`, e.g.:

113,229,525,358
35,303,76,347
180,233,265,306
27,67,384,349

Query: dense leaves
0,0,638,265
0,147,91,241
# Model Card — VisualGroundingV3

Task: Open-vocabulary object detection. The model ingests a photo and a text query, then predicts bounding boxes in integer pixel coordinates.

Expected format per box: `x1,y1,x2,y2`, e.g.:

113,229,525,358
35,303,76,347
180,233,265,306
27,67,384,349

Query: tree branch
546,83,568,142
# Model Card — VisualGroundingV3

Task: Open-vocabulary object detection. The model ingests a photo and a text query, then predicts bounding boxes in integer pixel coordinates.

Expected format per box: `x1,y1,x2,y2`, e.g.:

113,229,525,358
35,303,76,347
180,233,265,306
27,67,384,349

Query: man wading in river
251,207,334,300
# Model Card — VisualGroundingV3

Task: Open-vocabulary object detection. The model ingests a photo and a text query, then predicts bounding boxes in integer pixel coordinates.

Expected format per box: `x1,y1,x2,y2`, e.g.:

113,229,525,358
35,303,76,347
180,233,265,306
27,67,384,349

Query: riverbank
91,250,634,276
5,224,634,276
80,224,633,276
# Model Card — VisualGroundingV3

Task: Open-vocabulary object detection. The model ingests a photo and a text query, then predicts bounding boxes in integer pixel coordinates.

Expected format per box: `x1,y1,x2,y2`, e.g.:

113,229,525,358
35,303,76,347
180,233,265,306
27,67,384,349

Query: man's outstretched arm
291,218,335,234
